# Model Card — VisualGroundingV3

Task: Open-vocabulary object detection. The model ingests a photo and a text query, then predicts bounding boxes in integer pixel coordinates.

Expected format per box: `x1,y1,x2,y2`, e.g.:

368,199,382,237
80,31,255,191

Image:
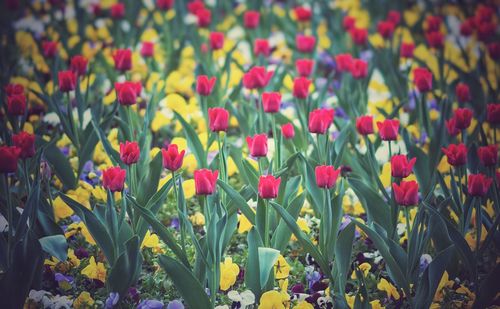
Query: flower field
1,0,500,308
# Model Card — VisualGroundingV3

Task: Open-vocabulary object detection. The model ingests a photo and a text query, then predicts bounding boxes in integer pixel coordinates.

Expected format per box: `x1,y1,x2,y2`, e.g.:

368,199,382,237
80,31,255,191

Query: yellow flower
65,221,96,245
274,255,290,279
73,291,95,309
220,257,240,291
259,290,289,309
81,256,106,283
182,179,196,199
190,211,205,226
351,262,371,279
238,211,254,234
291,217,310,241
377,278,400,300
141,230,160,249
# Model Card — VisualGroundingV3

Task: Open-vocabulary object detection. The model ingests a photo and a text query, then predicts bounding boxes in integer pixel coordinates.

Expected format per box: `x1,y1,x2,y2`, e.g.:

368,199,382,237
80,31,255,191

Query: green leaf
245,227,263,299
217,180,255,225
137,152,163,206
174,111,206,168
158,255,211,308
299,154,324,215
37,137,76,190
91,119,121,165
39,235,68,262
107,236,143,296
258,247,280,288
272,193,305,252
333,222,355,305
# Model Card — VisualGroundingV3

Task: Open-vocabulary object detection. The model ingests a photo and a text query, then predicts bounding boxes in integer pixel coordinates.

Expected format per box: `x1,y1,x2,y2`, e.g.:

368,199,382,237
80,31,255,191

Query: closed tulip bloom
162,144,185,172
293,77,311,99
243,10,260,29
5,83,24,96
487,104,500,125
377,119,399,141
209,32,224,50
445,118,460,136
478,145,498,166
156,0,173,11
262,92,281,113
70,55,88,76
425,31,444,49
393,181,419,206
468,174,492,197
246,134,268,157
254,38,270,57
460,18,474,36
0,146,21,173
208,107,229,132
400,42,415,58
296,34,316,53
7,94,26,116
243,67,273,90
387,10,401,24
441,143,467,166
119,141,140,165
296,59,314,77
350,59,368,79
315,165,341,189
102,166,127,192
453,108,473,130
258,175,281,199
335,54,353,72
187,0,204,14
58,71,77,92
391,155,416,178
112,49,132,72
342,16,356,31
349,27,368,45
425,15,441,32
12,131,35,159
455,83,471,103
196,75,216,96
413,67,433,92
281,123,295,139
196,8,211,27
294,6,312,22
356,115,374,135
140,41,154,58
42,41,58,58
194,169,218,195
110,3,125,19
309,108,335,134
115,81,142,106
377,21,395,39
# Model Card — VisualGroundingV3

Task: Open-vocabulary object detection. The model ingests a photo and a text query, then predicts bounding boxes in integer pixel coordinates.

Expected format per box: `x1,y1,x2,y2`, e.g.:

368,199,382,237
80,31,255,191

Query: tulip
5,83,24,96
115,81,142,106
478,145,498,166
355,115,374,135
196,75,216,96
156,0,173,11
308,108,335,134
246,134,268,157
453,108,473,130
293,77,311,99
445,118,460,136
162,144,185,172
387,10,401,24
209,32,224,50
460,18,474,36
102,166,126,192
7,94,26,116
119,141,140,165
281,123,295,139
400,42,415,58
296,34,316,53
12,131,35,159
42,41,58,58
0,146,21,173
296,59,314,77
110,3,125,19
376,119,399,141
113,49,132,72
315,165,341,189
425,15,441,32
242,66,273,90
335,54,353,72
141,42,154,58
194,169,218,195
392,180,419,206
413,67,433,92
187,0,204,14
243,11,260,29
196,8,211,27
208,107,229,132
349,27,368,46
487,104,500,125
391,155,416,178
294,6,312,22
254,39,270,57
488,43,500,60
425,31,444,49
342,16,356,31
477,22,495,42
262,92,281,113
58,71,77,93
258,175,281,199
455,83,471,103
377,21,395,39
70,55,88,76
350,59,368,79
468,174,492,197
441,143,467,166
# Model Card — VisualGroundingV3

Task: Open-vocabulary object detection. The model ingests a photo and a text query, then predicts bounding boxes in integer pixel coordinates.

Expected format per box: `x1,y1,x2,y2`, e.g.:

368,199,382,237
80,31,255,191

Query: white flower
227,290,255,308
43,112,61,126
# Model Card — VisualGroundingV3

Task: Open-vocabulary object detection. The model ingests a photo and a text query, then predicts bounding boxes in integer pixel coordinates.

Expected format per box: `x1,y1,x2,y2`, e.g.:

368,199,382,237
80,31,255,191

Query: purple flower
419,254,432,274
54,273,73,283
138,300,164,309
167,300,184,309
105,292,119,309
170,218,180,230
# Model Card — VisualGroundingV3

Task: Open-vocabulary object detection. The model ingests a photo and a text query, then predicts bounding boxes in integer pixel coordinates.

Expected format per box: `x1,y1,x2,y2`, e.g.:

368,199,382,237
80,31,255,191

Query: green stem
172,171,186,253
264,199,270,247
258,92,266,133
271,114,279,172
23,160,31,193
3,174,13,266
67,92,79,149
216,133,226,203
404,206,411,254
127,106,134,140
388,140,392,159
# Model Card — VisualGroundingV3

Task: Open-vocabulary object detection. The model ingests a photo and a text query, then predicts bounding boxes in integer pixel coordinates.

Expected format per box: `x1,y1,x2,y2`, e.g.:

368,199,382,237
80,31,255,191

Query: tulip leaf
258,247,280,288
39,235,68,262
36,137,76,190
299,154,324,215
217,180,256,225
137,152,163,206
272,193,305,252
107,236,143,296
174,111,206,168
245,227,264,299
333,222,355,305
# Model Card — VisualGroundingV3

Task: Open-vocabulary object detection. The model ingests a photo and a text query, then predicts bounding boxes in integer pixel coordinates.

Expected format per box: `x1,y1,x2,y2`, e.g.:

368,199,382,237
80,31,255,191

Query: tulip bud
478,145,498,166
258,175,281,199
208,107,229,132
141,42,154,58
296,59,314,77
455,83,471,103
243,11,260,29
194,169,218,195
7,94,26,116
209,32,224,50
487,104,500,125
315,165,341,189
112,49,132,72
58,71,77,93
281,123,295,139
70,55,88,77
0,146,21,173
355,115,374,135
12,131,36,159
162,144,185,172
293,77,311,99
262,92,281,113
392,180,419,206
102,166,127,192
120,141,140,165
246,134,268,157
296,34,316,53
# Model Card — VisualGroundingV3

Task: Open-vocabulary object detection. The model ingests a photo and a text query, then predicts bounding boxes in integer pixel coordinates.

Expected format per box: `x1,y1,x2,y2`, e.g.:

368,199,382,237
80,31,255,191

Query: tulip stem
271,114,279,171
264,199,270,247
172,171,185,253
3,174,12,266
388,140,392,159
127,106,134,140
23,160,31,193
258,91,266,133
216,133,226,203
67,92,79,149
403,206,411,254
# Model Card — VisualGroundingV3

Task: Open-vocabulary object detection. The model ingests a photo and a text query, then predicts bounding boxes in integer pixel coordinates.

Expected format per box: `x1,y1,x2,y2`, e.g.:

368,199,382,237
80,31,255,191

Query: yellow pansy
190,211,205,226
81,256,106,283
377,278,400,300
220,257,240,291
73,291,95,309
65,221,96,245
238,210,254,234
258,290,289,309
351,262,371,279
274,255,290,279
141,230,160,250
182,179,196,199
291,217,310,241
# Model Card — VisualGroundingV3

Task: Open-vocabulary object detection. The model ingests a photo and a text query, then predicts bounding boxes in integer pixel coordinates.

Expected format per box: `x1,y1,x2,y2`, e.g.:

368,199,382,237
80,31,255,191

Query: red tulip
7,94,26,116
335,54,353,72
58,70,77,93
293,77,311,99
460,18,474,36
115,82,142,106
387,10,401,25
187,0,204,14
42,41,58,58
453,108,473,130
243,66,273,90
477,22,495,42
376,119,399,141
102,166,127,192
393,180,419,206
350,59,368,79
196,75,216,96
243,10,260,29
281,123,295,139
162,144,185,172
208,107,229,132
342,16,356,31
315,165,341,189
119,141,140,165
425,31,444,49
400,42,415,58
356,115,374,135
308,108,335,134
70,55,88,76
258,175,281,199
110,3,125,19
296,34,316,53
296,59,314,77
113,49,132,72
349,27,368,46
377,21,395,39
445,118,460,136
254,39,270,57
12,131,35,159
196,8,211,28
262,92,281,113
487,104,500,125
425,15,441,32
194,169,218,195
488,43,500,61
141,41,154,58
391,155,416,178
5,83,24,96
475,6,493,24
413,67,433,92
209,32,224,50
294,6,312,22
441,143,467,166
455,83,471,103
468,174,492,197
0,146,21,173
478,145,498,166
246,134,268,157
156,0,173,10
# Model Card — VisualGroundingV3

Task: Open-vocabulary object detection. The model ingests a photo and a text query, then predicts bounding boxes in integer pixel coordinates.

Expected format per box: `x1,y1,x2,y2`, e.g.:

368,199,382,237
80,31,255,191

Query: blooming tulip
441,144,467,166
140,42,154,58
455,83,471,103
453,108,473,130
243,11,260,29
487,104,500,125
468,174,492,197
296,34,316,53
377,119,399,141
308,108,335,134
296,59,314,77
162,144,185,172
392,181,419,206
478,145,498,166
356,115,374,135
262,92,281,113
70,55,88,76
115,82,142,106
413,67,433,92
119,141,140,165
0,146,21,173
194,169,218,195
281,123,295,139
350,59,368,79
315,165,341,189
258,175,281,199
112,49,132,72
243,67,273,90
208,107,229,132
7,94,26,116
254,39,270,57
102,166,127,192
58,71,77,93
391,155,416,178
196,76,216,96
293,77,311,99
246,134,268,157
12,131,35,159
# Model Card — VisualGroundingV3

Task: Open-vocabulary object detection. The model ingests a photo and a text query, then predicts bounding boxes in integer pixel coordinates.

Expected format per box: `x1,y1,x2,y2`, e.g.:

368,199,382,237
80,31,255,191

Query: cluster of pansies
0,0,499,308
